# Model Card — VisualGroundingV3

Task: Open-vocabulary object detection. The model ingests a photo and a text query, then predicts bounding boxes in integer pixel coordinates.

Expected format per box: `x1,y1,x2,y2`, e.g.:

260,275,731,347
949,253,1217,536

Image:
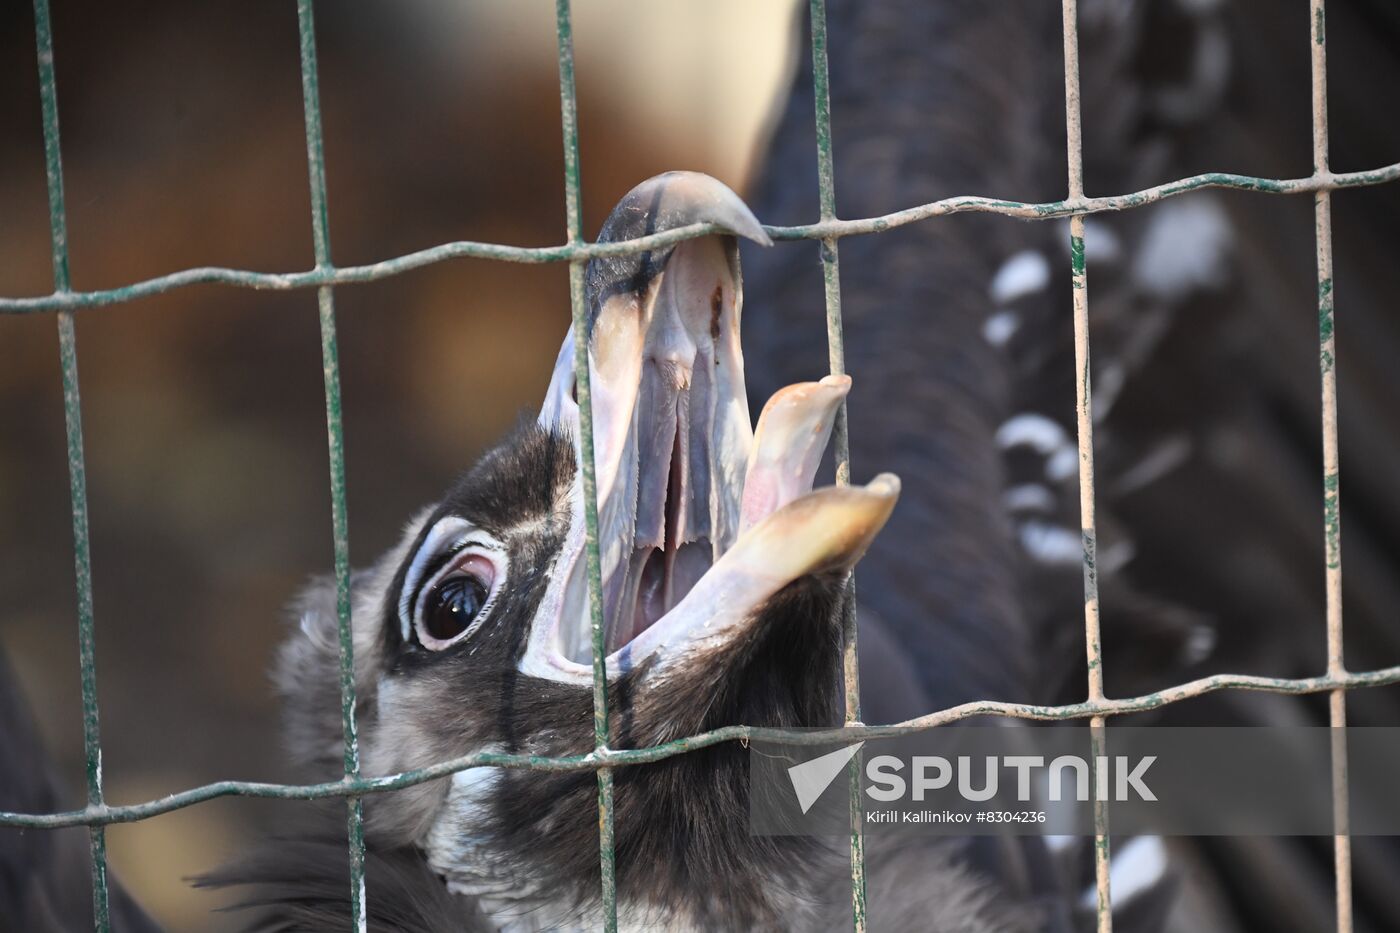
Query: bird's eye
416,553,496,649
424,574,487,641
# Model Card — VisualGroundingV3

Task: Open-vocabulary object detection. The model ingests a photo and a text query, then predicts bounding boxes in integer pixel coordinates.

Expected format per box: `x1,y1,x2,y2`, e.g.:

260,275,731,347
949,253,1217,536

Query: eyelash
410,548,506,649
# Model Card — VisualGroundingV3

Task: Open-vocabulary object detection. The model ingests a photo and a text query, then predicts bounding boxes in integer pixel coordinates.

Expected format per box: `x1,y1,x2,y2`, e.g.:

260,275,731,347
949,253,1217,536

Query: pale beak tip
720,205,771,247
818,373,853,393
865,472,901,500
650,170,771,246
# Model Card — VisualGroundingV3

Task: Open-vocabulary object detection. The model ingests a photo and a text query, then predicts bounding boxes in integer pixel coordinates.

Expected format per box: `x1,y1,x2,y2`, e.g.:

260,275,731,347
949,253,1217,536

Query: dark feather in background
744,1,1400,930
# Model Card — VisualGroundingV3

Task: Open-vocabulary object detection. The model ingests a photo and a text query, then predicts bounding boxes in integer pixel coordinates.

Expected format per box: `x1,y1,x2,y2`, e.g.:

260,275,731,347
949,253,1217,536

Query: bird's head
281,172,899,926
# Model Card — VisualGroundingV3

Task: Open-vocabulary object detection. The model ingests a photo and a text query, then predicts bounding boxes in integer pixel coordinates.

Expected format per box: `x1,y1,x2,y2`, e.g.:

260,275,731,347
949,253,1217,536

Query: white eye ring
398,518,508,647
413,551,503,650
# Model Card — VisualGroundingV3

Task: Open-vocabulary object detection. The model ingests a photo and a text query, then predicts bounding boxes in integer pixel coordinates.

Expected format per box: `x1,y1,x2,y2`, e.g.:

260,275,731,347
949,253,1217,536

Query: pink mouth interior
606,415,713,653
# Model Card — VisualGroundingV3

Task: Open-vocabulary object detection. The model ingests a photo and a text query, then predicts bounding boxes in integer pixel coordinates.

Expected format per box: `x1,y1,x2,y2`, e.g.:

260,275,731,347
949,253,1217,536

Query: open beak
527,172,899,684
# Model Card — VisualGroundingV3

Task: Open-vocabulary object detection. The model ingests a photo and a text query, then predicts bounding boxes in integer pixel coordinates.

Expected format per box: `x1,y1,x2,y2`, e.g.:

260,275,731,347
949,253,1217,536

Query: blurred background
0,1,800,926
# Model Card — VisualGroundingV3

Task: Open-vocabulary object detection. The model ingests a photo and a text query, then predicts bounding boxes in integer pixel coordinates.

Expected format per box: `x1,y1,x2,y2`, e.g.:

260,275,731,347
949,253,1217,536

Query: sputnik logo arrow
787,742,864,814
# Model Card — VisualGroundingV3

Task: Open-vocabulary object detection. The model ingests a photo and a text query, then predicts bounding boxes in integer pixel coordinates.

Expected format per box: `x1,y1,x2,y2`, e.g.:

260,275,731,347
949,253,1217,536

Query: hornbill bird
1,173,1094,932
193,172,1061,931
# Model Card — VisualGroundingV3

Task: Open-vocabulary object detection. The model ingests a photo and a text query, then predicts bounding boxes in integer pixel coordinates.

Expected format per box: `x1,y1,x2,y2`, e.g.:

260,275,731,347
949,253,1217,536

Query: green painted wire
293,1,368,928
31,0,112,927
553,1,619,928
805,0,868,929
4,665,1399,832
3,167,1397,314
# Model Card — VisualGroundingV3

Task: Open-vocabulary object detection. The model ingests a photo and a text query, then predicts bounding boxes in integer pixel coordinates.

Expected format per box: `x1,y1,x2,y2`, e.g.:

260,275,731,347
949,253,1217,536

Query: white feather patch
990,251,1051,304
1046,447,1080,482
1019,521,1083,565
1059,219,1123,264
996,413,1069,454
1081,835,1169,909
1133,196,1232,300
1003,484,1057,513
998,414,1084,487
1185,625,1217,664
982,309,1021,346
1083,219,1123,263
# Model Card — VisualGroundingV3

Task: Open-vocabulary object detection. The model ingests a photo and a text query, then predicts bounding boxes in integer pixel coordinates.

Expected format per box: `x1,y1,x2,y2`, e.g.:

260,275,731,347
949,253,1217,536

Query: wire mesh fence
3,0,1400,931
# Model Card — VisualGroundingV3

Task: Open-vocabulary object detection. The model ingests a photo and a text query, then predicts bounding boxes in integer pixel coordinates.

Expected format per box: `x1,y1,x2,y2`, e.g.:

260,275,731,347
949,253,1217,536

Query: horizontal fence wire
1,166,1398,314
4,1,1396,931
4,665,1399,831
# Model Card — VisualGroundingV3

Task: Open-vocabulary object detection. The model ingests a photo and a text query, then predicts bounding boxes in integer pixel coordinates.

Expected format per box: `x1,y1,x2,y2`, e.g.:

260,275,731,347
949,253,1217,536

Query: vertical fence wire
1309,2,1352,931
293,2,368,928
806,1,868,929
552,2,619,929
1059,1,1113,930
30,2,112,929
